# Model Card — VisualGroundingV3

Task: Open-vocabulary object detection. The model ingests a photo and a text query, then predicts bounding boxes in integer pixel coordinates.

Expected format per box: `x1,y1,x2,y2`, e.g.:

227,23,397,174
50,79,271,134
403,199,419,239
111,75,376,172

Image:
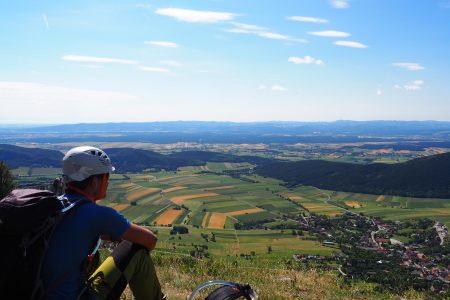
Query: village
293,212,449,294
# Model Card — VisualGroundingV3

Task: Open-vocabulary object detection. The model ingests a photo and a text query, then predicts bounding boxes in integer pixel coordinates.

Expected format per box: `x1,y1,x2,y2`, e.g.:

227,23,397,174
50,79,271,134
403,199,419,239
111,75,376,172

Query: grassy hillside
114,251,426,300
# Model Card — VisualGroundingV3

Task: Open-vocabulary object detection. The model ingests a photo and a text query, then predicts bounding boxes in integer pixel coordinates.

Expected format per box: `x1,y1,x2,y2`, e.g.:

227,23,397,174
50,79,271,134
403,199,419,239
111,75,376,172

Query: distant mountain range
1,121,450,144
2,144,449,198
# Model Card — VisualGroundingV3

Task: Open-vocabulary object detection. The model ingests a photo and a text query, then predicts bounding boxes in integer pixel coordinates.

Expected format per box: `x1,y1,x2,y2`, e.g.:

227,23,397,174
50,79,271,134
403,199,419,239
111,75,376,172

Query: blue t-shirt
42,194,131,300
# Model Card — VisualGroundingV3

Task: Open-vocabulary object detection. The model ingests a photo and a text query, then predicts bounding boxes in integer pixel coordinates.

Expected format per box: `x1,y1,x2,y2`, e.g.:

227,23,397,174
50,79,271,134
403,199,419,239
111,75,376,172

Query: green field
16,165,450,256
91,164,450,257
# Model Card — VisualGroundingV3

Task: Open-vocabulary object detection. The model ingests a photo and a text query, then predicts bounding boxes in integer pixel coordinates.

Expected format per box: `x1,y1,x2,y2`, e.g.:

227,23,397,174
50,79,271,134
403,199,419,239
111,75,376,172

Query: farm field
153,227,333,258
12,164,450,258
94,164,450,258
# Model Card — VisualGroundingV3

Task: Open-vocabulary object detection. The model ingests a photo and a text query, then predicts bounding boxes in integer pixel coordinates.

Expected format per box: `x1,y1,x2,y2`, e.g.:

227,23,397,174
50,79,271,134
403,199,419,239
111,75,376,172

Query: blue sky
0,0,449,123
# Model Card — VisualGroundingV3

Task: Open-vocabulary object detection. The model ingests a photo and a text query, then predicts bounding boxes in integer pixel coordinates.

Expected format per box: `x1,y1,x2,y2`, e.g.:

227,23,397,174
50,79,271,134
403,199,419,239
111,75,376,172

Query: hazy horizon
2,119,450,127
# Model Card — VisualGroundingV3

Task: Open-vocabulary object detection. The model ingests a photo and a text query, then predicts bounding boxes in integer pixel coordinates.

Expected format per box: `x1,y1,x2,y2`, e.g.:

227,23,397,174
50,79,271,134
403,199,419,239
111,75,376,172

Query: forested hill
255,152,450,198
0,145,271,171
2,144,450,198
0,144,63,168
105,148,271,172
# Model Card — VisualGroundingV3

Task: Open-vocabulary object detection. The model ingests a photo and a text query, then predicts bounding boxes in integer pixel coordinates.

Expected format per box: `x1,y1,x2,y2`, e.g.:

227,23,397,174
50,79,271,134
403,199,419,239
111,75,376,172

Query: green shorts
81,241,165,300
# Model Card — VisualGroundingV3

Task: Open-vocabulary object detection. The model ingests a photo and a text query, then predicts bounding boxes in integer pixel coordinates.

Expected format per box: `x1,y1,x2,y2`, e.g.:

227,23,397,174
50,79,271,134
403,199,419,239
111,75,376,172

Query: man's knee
111,241,149,272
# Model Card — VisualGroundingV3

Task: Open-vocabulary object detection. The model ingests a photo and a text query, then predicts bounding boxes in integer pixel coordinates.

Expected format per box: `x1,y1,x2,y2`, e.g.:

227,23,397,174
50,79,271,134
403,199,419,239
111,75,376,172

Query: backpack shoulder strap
57,196,91,213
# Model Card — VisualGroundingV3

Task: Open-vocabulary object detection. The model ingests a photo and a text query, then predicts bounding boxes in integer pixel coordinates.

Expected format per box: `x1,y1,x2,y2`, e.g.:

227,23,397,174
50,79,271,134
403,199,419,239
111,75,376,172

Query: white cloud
258,32,290,40
334,41,368,48
62,55,137,64
330,0,350,9
224,28,253,34
405,80,424,91
160,60,182,67
271,85,287,92
139,66,170,73
155,8,238,23
392,63,425,71
231,22,267,31
287,16,328,23
225,22,307,43
395,80,424,91
42,14,49,30
144,41,179,48
288,56,324,65
308,30,350,38
376,89,382,96
258,84,266,90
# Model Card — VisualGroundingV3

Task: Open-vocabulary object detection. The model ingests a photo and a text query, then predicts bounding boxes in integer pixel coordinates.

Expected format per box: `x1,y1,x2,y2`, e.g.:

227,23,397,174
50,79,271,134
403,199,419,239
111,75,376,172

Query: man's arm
121,223,158,251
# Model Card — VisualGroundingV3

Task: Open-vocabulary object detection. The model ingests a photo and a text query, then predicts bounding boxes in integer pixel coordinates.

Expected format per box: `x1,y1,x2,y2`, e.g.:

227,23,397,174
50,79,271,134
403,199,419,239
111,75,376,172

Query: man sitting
42,146,165,300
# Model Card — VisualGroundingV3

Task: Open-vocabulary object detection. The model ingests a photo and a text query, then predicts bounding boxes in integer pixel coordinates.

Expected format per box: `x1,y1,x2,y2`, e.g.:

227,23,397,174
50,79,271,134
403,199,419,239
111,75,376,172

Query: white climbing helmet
62,146,115,182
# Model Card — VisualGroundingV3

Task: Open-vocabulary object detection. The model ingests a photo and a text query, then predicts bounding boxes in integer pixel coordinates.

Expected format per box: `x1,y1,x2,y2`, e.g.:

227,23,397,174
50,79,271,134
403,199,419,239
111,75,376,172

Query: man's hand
121,224,158,251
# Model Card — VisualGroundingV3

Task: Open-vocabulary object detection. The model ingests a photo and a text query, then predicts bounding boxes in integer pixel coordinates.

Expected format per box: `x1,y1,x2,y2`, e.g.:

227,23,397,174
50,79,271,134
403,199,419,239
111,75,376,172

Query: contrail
42,13,49,30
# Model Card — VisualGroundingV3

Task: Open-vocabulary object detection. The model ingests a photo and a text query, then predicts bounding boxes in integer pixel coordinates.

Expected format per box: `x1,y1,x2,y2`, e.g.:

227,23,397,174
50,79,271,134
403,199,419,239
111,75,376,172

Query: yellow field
204,186,234,191
170,193,218,205
157,174,199,182
225,208,264,216
303,203,336,210
375,195,385,202
207,213,227,229
202,212,210,227
117,183,135,189
431,208,450,214
344,201,363,208
127,188,161,201
288,196,304,201
113,204,130,212
135,175,156,179
163,186,187,193
154,209,183,225
325,212,342,216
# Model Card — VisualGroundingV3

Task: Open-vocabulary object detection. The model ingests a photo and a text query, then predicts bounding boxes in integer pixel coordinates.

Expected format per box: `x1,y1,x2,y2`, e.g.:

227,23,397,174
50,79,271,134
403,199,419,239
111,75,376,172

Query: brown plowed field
113,204,130,212
204,186,234,191
303,203,336,210
170,193,218,205
345,201,363,208
127,188,161,201
154,209,183,225
117,183,135,189
225,208,264,216
375,195,385,202
135,175,156,179
163,186,187,193
207,213,227,229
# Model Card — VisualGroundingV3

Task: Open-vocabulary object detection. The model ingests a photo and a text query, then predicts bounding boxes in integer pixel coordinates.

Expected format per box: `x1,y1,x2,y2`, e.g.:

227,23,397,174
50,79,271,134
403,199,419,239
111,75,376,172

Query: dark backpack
0,189,88,300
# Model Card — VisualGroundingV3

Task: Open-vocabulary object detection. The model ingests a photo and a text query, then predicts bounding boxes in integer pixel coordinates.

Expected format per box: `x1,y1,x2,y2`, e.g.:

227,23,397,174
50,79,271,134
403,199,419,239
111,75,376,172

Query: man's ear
89,175,100,190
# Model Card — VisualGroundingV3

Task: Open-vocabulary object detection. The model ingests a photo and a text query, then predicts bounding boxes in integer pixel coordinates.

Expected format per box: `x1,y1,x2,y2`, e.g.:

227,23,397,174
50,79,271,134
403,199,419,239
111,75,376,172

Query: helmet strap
97,173,108,201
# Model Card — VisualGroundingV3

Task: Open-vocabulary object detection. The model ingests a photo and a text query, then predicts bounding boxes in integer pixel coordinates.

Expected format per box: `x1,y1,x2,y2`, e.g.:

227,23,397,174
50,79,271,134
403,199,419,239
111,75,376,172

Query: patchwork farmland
96,162,450,259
